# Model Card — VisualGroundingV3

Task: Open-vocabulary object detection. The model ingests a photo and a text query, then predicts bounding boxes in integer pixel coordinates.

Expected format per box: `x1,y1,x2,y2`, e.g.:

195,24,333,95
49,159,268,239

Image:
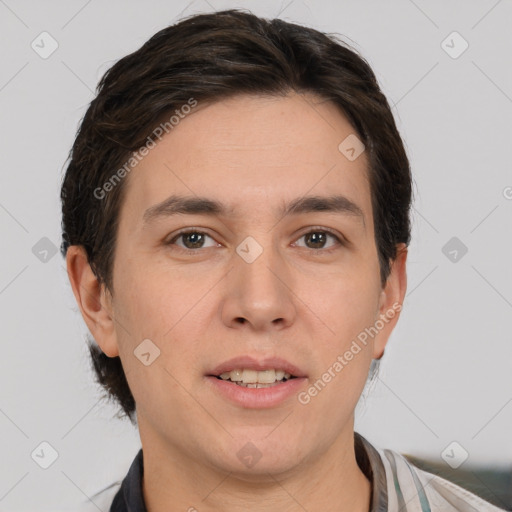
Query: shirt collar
355,431,389,511
110,431,388,512
110,447,146,512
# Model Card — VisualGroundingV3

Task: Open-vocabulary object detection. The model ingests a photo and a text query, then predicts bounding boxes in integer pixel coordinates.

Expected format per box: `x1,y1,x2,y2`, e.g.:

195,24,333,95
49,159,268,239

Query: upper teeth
219,369,292,384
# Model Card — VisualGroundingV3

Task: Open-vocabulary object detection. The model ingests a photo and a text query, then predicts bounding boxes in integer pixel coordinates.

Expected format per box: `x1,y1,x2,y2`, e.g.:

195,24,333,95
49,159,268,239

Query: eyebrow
142,194,365,227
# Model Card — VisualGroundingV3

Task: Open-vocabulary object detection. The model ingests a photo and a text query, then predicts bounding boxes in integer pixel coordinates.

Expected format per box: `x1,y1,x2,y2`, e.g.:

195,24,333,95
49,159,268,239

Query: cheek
304,287,377,421
111,262,202,419
307,268,380,394
339,287,380,342
318,267,380,341
113,253,180,334
112,257,208,375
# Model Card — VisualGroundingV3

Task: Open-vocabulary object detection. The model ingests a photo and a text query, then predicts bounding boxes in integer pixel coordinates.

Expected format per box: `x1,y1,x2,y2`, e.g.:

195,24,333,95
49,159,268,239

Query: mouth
206,356,307,408
212,369,298,388
207,356,306,388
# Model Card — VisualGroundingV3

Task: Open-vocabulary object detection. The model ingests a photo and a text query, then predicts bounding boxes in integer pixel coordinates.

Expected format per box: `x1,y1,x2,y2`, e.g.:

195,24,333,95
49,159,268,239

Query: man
61,9,505,512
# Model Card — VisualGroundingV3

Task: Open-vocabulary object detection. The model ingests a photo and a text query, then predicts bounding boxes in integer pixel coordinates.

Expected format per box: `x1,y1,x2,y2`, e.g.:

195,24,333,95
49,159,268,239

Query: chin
210,434,309,479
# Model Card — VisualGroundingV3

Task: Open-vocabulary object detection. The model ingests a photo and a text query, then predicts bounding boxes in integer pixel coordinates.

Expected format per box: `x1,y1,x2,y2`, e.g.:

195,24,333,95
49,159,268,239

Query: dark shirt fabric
109,432,385,512
109,446,146,512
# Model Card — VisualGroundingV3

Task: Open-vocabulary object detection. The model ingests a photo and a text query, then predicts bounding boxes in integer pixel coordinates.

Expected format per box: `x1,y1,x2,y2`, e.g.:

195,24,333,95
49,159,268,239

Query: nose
220,239,297,332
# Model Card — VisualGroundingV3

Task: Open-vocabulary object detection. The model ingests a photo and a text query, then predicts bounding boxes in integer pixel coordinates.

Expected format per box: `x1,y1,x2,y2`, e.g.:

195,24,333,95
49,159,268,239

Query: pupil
307,232,326,248
184,232,203,248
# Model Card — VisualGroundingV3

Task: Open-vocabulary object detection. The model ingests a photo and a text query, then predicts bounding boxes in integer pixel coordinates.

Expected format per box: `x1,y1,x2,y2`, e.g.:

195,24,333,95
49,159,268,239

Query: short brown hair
61,8,412,424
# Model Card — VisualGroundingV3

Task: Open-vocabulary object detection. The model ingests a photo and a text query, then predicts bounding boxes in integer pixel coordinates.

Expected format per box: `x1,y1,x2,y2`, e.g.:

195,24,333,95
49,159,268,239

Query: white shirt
356,432,507,511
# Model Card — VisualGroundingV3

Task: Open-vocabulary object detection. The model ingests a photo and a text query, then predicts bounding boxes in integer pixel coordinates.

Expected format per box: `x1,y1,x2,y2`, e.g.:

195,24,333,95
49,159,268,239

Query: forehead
119,92,372,228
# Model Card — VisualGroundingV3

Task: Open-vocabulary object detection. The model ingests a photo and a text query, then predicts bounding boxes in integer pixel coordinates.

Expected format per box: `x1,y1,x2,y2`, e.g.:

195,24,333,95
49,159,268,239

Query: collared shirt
94,432,505,511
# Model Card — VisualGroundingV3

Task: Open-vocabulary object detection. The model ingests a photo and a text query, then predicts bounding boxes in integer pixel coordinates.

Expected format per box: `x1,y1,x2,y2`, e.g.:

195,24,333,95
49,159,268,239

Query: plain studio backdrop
0,0,511,510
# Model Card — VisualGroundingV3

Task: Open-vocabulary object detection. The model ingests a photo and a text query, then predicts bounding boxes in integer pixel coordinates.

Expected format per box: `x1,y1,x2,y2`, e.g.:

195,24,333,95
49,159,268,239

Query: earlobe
65,245,120,358
372,244,408,359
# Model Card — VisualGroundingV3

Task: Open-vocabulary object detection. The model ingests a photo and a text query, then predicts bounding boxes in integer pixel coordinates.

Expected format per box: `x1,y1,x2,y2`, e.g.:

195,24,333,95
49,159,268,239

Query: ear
65,245,120,357
372,243,408,359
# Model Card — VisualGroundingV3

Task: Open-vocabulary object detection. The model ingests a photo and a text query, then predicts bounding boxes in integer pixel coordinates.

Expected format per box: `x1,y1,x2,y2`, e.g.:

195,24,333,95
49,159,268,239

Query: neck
140,421,371,512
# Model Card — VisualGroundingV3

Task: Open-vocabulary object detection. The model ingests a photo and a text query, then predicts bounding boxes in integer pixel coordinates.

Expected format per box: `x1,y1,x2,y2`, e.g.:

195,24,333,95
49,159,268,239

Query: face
77,92,406,477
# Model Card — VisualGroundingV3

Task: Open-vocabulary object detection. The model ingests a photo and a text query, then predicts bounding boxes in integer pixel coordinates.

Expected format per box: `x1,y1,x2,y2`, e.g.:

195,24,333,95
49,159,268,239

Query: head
62,9,411,474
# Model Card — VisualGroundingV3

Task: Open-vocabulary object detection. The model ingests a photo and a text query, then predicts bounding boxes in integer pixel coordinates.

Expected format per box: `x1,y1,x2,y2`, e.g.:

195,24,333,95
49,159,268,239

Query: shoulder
377,446,506,511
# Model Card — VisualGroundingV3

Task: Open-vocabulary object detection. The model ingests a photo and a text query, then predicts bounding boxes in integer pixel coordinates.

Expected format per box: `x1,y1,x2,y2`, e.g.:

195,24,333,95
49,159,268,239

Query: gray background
0,0,511,510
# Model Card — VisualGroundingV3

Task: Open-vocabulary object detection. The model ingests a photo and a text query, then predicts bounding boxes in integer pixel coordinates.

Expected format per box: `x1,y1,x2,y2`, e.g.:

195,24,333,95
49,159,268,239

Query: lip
205,375,307,409
208,355,307,378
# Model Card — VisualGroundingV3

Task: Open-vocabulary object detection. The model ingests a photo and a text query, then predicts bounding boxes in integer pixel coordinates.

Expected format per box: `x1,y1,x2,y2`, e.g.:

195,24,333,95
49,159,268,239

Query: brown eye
305,231,328,249
294,229,342,251
180,232,206,249
168,230,217,251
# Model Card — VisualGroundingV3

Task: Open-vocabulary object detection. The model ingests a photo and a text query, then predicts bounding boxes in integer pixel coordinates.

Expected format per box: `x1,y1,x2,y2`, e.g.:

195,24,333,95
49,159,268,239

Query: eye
167,230,219,251
293,228,343,252
166,227,344,254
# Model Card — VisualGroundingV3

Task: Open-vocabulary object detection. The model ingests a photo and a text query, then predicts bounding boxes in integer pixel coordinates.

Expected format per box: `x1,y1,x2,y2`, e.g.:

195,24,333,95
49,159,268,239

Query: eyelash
166,227,345,255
